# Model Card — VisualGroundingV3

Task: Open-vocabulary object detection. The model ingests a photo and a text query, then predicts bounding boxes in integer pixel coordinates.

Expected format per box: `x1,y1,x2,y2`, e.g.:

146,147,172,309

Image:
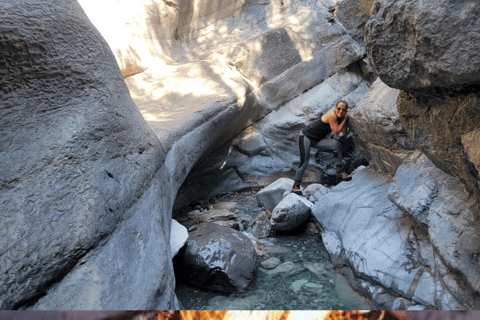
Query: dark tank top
302,117,332,142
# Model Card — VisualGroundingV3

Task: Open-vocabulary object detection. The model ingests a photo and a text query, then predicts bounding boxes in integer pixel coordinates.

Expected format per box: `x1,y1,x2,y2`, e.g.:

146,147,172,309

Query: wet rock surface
312,166,438,309
175,223,257,293
313,159,480,309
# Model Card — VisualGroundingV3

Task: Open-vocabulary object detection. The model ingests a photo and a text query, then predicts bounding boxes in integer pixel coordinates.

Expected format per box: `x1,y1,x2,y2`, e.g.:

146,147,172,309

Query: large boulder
176,223,257,292
350,78,415,176
271,193,313,231
256,178,294,211
0,0,176,310
365,0,480,90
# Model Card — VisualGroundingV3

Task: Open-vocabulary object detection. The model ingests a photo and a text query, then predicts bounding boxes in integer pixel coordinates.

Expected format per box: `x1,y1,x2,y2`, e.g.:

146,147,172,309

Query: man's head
335,100,348,117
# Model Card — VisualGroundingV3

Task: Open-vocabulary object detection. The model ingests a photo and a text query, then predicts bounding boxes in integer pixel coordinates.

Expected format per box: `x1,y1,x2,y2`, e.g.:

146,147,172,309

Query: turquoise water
175,234,371,310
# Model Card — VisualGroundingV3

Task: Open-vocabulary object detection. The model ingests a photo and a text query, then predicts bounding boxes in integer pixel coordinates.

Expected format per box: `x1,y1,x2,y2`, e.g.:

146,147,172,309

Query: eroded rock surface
0,0,175,310
397,85,480,200
365,0,480,90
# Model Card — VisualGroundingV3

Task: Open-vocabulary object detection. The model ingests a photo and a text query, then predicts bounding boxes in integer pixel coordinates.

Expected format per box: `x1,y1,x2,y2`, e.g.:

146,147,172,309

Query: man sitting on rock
292,100,355,195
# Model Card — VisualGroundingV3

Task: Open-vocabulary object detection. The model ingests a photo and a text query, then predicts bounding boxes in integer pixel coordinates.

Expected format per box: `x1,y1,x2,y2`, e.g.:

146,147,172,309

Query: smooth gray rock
31,177,177,310
365,0,480,89
314,158,480,309
271,193,312,231
312,166,436,308
350,78,414,176
388,157,439,227
303,184,329,203
415,153,480,308
233,126,269,157
0,0,175,310
176,223,256,292
171,220,188,257
256,178,295,211
260,257,281,270
250,211,272,239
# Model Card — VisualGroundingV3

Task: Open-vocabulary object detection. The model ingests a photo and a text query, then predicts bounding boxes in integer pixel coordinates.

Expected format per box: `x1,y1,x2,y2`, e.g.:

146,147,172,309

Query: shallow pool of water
175,234,371,310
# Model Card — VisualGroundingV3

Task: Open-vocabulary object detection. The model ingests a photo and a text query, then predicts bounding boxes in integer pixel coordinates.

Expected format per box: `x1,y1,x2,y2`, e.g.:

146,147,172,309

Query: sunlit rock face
365,0,480,90
0,0,176,310
350,78,414,176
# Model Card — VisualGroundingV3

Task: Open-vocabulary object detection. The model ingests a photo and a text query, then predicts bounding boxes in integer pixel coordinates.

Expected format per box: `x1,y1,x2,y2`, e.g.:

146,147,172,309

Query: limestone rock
256,178,295,211
263,261,303,276
350,78,414,176
305,222,320,235
199,209,237,224
171,220,189,257
212,220,240,230
365,0,480,90
271,193,313,231
250,212,272,239
176,223,256,293
253,241,270,260
303,184,329,203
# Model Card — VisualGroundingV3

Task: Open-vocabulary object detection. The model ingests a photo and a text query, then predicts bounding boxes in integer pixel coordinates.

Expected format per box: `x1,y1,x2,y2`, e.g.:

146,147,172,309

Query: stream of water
175,231,371,310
